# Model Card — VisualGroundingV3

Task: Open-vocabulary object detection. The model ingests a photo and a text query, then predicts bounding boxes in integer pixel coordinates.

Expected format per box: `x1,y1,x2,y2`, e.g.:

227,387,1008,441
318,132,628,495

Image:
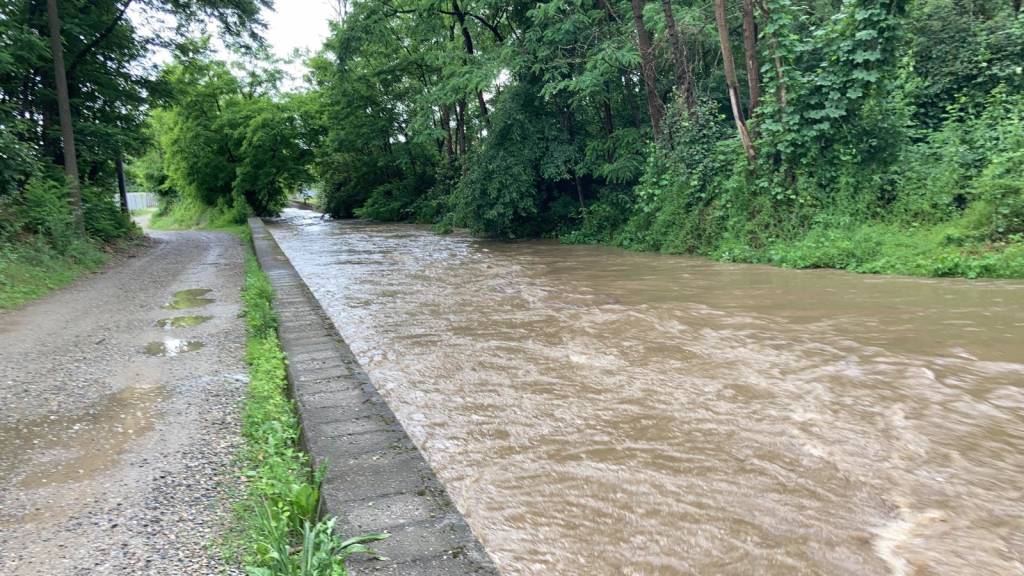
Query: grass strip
0,235,143,310
238,248,387,575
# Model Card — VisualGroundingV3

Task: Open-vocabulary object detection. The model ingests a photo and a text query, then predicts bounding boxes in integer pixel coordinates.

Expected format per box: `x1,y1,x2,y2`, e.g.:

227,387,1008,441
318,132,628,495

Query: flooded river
267,209,1024,575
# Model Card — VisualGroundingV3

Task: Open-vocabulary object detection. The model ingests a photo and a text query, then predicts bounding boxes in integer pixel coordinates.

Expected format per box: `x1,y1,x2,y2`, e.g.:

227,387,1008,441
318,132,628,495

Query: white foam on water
872,506,945,576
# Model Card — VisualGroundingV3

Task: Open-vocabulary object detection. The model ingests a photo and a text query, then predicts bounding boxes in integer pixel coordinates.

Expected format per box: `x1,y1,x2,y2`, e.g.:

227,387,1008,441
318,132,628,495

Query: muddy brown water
267,209,1024,575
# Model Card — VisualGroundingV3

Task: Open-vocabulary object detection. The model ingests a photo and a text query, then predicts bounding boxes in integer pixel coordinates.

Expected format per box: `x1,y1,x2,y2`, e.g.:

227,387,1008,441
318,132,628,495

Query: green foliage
906,0,1024,127
18,178,77,249
83,186,135,242
129,146,176,200
564,0,1023,278
0,236,108,309
149,195,250,230
1,0,270,306
143,43,309,218
248,509,388,576
238,254,387,575
233,99,307,216
0,175,134,308
130,0,1022,279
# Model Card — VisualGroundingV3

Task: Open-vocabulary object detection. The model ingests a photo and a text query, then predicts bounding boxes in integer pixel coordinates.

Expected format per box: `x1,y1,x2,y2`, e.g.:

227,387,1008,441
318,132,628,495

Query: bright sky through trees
129,0,335,84
261,0,334,83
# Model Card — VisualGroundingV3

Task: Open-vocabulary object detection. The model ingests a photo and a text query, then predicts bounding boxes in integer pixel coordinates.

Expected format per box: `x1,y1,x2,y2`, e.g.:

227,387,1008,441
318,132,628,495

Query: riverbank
234,242,397,574
248,217,498,574
568,214,1024,279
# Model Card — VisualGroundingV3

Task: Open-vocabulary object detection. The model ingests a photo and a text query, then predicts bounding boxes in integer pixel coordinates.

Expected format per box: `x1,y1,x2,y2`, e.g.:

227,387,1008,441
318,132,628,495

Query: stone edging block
248,217,499,576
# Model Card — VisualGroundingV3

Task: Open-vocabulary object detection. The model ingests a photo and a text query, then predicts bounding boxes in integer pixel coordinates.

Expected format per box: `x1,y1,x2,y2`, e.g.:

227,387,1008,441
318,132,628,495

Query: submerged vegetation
238,251,387,575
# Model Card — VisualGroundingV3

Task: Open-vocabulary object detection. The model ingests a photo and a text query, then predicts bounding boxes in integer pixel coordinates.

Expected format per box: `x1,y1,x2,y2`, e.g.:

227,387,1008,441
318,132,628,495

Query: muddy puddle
267,209,1024,575
143,339,204,356
162,288,214,309
155,315,212,329
0,384,167,492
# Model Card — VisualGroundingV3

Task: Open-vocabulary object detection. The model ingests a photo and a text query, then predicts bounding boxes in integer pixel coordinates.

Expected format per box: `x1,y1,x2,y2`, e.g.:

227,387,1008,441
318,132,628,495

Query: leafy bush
355,171,436,222
83,186,134,243
17,178,76,250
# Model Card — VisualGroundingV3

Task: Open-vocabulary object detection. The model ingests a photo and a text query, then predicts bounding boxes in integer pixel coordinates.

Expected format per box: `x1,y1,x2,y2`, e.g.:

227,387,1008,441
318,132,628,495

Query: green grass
571,189,1024,280
762,224,1024,279
149,197,248,233
0,237,111,310
236,249,387,575
707,219,1024,279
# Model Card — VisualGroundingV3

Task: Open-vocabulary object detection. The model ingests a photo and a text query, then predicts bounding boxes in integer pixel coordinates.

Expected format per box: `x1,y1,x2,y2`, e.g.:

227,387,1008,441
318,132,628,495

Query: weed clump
237,254,386,575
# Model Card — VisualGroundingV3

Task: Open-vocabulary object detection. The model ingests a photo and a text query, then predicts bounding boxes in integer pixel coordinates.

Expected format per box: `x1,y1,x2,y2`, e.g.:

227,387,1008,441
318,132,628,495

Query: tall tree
46,0,83,232
450,0,490,123
116,154,128,214
715,0,755,161
661,0,696,113
629,0,665,138
742,0,761,113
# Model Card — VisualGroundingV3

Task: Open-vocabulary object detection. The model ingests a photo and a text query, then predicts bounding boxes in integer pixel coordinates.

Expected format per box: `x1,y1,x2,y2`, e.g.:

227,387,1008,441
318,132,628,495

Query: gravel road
0,229,248,575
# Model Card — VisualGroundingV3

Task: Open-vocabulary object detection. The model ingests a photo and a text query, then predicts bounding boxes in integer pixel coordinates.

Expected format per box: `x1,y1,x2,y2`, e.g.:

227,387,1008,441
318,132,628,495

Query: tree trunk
622,73,643,129
601,100,614,137
455,99,468,157
660,0,696,114
742,0,761,113
476,90,489,124
451,0,489,124
116,154,128,214
559,105,586,209
629,0,664,139
441,104,455,163
714,0,756,162
46,0,83,232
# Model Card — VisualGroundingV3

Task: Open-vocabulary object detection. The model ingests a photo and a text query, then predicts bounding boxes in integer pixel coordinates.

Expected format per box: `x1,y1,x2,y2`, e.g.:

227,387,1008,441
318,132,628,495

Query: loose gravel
0,230,249,575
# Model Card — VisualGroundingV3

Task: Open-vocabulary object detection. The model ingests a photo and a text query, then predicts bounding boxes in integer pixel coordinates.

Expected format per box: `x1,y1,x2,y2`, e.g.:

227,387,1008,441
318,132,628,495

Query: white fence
119,192,158,211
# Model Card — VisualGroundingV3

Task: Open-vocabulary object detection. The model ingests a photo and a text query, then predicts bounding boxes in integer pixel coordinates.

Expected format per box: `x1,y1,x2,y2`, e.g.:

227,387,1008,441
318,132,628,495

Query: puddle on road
155,315,212,329
0,382,167,491
143,338,204,356
162,288,214,309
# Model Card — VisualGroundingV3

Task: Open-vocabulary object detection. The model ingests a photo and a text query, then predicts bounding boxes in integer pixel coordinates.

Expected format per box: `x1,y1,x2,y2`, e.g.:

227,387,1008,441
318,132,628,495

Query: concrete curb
248,218,499,575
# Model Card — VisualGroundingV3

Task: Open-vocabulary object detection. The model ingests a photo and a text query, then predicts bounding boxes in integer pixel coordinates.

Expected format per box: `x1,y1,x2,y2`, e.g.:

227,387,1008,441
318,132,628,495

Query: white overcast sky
132,0,338,87
262,0,336,64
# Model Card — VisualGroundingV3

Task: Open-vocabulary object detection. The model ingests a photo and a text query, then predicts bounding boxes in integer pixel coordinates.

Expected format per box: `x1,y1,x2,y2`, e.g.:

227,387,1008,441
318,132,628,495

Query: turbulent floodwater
267,209,1024,575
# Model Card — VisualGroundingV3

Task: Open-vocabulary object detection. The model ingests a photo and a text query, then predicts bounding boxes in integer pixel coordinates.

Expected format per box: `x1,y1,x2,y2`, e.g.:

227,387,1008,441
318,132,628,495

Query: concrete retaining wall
248,218,499,576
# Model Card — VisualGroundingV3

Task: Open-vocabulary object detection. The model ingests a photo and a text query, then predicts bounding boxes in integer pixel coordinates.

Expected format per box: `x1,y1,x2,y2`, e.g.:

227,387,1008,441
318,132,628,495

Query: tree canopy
0,0,272,243
4,0,1022,279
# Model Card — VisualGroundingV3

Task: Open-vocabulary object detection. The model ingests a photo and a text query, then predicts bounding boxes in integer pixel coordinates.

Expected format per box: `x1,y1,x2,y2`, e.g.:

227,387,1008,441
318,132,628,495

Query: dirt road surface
0,229,247,575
